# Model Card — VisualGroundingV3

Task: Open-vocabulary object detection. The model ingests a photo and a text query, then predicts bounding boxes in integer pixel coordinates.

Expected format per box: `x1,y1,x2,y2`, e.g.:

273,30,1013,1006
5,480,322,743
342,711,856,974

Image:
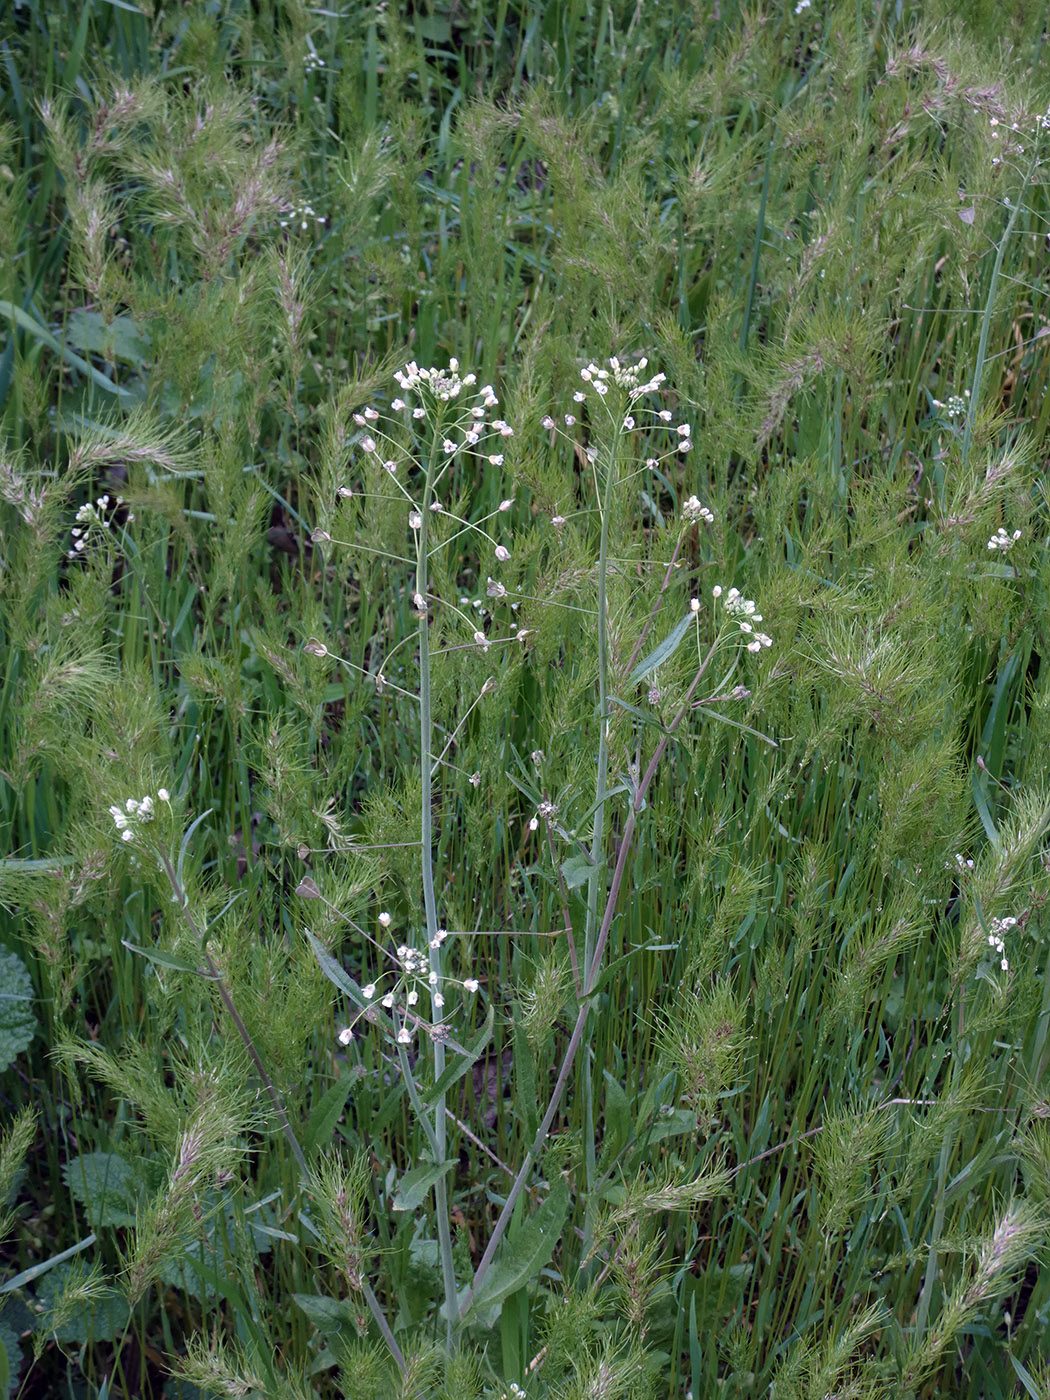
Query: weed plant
1,0,1050,1397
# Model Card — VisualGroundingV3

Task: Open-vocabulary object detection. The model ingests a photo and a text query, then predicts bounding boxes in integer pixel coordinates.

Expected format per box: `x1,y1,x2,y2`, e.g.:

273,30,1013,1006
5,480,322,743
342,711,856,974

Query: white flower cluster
947,852,975,873
109,789,169,843
353,918,478,1048
987,915,1019,973
580,355,666,399
682,495,715,524
304,49,325,73
279,201,325,232
528,800,558,832
393,358,497,406
935,390,969,420
712,586,772,651
68,493,133,559
987,527,1021,552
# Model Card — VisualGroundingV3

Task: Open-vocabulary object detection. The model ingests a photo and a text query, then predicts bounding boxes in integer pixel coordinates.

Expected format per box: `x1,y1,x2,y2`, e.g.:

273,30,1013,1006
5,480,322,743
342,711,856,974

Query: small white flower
488,454,504,466
987,527,1022,552
573,391,586,403
360,436,376,453
407,989,419,1006
391,398,405,411
409,509,422,530
495,545,511,562
551,514,566,527
623,415,635,430
542,416,556,430
362,984,375,999
443,438,457,455
658,410,672,422
121,829,135,843
690,597,701,613
379,911,392,927
473,630,490,651
564,414,576,426
528,816,539,831
413,406,426,419
397,1027,412,1045
433,992,445,1009
382,993,394,1008
337,1027,354,1046
498,498,514,512
464,978,479,994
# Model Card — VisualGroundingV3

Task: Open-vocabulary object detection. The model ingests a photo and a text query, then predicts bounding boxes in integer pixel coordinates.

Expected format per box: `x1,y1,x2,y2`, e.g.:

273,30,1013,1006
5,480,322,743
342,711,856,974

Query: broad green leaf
35,1261,130,1344
293,1293,358,1337
466,1177,569,1315
392,1160,456,1212
0,948,36,1072
62,1151,144,1229
0,300,133,400
0,1321,10,1399
65,311,151,366
600,1072,631,1167
303,1076,356,1159
626,611,696,686
560,853,592,889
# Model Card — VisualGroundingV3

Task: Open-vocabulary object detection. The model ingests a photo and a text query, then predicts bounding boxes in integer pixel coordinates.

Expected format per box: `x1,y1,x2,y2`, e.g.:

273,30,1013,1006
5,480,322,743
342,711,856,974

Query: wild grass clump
1,1,1050,1396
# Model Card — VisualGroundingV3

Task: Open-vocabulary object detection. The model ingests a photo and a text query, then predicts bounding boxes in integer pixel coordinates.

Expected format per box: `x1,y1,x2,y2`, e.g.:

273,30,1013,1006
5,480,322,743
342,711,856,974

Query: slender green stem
416,431,460,1347
579,433,619,1262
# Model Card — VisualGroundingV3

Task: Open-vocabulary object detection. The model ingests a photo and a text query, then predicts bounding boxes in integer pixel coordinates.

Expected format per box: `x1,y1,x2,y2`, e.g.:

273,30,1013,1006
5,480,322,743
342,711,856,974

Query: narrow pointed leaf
627,612,696,686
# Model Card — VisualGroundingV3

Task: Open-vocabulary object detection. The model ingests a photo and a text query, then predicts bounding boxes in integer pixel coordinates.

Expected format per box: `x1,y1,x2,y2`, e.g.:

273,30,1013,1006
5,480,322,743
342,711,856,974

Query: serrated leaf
34,1261,130,1344
62,1152,144,1229
465,1177,569,1316
627,611,696,686
65,310,151,366
293,1292,358,1337
0,1317,12,1399
303,1076,356,1160
158,1191,274,1302
392,1160,456,1212
560,853,592,889
0,948,36,1072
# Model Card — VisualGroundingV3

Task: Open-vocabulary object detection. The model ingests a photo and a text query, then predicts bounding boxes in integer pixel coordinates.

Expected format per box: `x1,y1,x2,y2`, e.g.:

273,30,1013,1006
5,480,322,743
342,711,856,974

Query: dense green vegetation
2,0,1050,1395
